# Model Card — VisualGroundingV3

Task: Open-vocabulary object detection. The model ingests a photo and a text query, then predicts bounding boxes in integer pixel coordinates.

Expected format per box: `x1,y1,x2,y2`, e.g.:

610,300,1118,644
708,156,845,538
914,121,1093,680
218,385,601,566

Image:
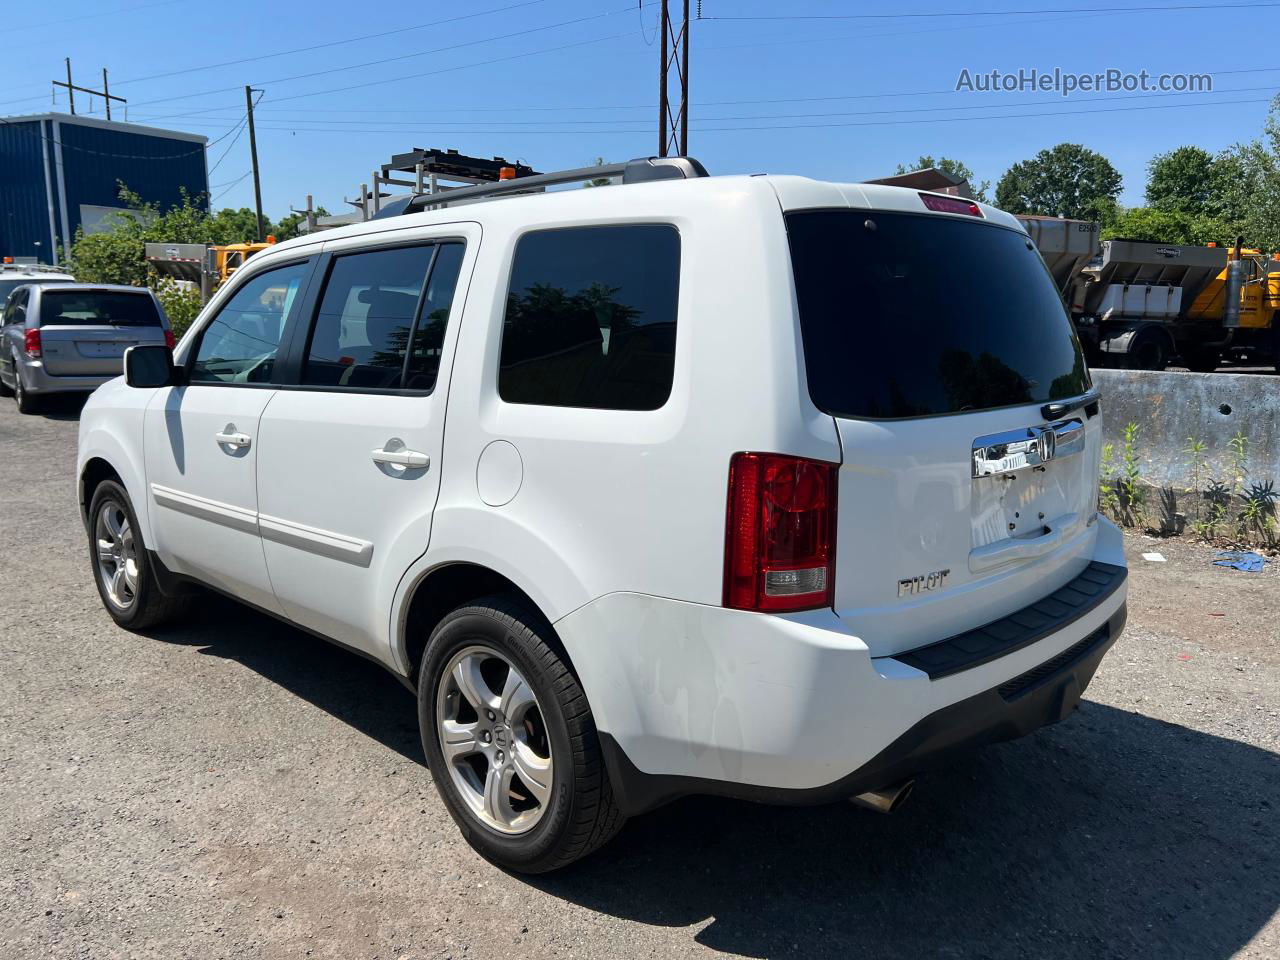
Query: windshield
786,210,1090,420
39,290,162,327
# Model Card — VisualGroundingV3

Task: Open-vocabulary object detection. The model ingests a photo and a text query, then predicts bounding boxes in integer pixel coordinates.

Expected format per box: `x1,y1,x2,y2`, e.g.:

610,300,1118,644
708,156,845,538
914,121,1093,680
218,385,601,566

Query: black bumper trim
599,602,1127,817
893,561,1127,680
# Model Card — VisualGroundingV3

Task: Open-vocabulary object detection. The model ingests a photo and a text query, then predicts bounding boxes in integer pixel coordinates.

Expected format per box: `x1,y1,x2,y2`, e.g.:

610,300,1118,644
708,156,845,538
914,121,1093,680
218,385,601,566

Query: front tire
88,480,188,630
418,597,624,873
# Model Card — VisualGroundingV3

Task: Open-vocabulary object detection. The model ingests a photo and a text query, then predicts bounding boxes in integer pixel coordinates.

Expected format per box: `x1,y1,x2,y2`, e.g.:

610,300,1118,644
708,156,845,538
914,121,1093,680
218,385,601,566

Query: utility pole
53,58,126,118
245,86,265,242
657,0,690,157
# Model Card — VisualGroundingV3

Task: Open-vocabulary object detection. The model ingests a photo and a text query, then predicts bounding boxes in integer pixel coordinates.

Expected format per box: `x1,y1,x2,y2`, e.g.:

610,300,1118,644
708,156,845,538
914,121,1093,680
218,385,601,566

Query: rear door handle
215,430,252,449
372,447,429,469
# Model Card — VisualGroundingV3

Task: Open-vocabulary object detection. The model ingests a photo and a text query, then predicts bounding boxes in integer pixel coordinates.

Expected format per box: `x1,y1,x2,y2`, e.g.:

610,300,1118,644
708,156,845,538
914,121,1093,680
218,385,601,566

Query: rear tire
418,596,625,873
12,358,38,414
1125,329,1170,371
1180,346,1220,373
88,480,188,630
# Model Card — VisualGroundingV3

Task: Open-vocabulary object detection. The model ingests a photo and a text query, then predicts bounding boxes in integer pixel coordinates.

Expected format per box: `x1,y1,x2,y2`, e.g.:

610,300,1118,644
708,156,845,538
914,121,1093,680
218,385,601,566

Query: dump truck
1018,218,1280,371
212,240,274,282
144,238,277,305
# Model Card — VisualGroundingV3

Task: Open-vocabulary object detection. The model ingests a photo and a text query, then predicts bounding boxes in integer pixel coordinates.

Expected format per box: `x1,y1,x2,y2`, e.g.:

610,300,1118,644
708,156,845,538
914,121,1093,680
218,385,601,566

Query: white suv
77,157,1128,872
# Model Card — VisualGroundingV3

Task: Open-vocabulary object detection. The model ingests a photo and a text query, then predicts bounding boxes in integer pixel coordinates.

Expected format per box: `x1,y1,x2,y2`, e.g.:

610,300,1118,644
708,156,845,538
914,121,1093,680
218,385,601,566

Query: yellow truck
145,238,278,304
1021,220,1280,371
211,239,276,283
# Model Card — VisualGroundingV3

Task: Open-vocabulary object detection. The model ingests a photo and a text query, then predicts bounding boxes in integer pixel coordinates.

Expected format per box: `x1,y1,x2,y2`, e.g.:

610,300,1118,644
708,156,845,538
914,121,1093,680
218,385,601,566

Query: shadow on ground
26,393,90,421
153,595,1278,960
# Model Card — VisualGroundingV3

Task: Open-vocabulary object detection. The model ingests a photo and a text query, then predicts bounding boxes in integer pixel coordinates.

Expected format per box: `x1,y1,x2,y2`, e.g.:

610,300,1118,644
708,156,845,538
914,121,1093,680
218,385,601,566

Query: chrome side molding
972,418,1085,478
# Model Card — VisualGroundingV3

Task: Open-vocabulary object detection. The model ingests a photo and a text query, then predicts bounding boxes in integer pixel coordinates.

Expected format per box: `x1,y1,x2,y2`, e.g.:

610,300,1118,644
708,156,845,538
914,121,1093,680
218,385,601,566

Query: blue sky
4,0,1276,218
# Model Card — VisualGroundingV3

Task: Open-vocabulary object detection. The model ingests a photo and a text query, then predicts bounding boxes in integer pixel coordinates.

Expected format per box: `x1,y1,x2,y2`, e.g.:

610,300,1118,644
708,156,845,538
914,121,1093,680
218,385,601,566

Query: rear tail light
23,328,41,358
724,452,838,613
164,329,177,350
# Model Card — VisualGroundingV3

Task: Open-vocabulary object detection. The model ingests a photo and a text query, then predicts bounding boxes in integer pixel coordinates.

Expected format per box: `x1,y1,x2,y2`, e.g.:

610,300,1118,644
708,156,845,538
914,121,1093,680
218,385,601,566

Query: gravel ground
1,396,1276,960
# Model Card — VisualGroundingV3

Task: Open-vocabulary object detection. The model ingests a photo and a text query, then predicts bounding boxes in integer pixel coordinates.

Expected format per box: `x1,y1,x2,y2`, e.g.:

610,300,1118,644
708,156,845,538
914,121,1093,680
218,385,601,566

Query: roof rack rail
372,156,709,220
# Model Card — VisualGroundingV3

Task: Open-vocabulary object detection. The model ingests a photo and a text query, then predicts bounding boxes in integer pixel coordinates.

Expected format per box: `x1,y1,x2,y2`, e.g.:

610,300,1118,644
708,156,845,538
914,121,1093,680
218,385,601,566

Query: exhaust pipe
850,779,915,814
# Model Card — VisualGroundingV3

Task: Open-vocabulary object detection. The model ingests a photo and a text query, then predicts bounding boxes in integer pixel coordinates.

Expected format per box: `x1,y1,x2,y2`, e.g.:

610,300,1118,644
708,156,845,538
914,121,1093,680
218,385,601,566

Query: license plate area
77,341,133,358
971,418,1087,552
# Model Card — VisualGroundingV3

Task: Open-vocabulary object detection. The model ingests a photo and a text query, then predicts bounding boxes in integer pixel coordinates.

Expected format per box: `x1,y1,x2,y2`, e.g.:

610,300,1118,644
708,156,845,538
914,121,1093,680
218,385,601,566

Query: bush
152,279,205,340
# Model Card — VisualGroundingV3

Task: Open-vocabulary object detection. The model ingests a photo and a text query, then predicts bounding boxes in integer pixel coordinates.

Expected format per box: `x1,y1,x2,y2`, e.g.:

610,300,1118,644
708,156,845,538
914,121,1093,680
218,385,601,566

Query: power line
133,83,1280,130
160,93,1271,136
106,0,554,89
0,0,555,108
239,31,635,108
210,170,252,190
701,2,1280,20
123,7,636,110
0,114,237,160
205,89,261,177
129,65,1280,124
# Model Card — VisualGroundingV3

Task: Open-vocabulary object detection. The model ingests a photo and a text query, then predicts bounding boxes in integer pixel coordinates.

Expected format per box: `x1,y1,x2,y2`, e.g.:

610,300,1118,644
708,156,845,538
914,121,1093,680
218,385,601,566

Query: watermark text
955,68,1212,97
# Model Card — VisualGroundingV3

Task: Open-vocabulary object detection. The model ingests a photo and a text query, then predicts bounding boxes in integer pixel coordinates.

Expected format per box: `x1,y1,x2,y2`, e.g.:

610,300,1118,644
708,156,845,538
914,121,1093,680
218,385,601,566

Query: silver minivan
0,283,173,413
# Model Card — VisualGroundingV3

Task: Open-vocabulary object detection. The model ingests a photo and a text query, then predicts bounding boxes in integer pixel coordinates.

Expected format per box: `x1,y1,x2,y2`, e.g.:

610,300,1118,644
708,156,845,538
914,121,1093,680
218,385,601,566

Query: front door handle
371,447,429,469
215,430,252,449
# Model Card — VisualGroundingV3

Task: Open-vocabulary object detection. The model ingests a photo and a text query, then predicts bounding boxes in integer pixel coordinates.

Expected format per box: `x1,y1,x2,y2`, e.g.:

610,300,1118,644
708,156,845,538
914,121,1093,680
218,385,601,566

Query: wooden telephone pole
53,59,126,119
657,0,690,157
245,86,265,242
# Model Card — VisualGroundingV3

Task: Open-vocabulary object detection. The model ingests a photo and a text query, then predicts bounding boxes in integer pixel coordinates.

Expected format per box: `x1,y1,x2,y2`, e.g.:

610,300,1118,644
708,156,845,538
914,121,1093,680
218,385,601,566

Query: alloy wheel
94,500,138,610
436,644,554,834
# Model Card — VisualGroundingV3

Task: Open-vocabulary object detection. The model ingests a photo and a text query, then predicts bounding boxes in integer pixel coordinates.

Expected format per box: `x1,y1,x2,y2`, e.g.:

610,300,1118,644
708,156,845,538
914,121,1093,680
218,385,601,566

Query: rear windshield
39,290,162,327
786,210,1089,420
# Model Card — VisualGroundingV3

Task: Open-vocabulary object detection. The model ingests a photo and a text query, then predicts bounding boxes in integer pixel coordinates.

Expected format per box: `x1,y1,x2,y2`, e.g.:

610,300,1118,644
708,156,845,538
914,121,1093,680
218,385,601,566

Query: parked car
1,284,173,413
0,261,75,305
76,157,1128,873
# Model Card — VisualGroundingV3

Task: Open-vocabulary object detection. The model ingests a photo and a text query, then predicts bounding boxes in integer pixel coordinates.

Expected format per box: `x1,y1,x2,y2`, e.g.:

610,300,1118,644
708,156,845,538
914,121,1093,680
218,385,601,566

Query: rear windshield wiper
1041,390,1100,422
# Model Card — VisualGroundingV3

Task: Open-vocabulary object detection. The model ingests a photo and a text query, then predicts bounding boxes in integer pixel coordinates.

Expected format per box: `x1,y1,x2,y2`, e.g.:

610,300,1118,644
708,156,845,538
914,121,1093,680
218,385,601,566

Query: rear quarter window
786,210,1090,420
498,224,680,411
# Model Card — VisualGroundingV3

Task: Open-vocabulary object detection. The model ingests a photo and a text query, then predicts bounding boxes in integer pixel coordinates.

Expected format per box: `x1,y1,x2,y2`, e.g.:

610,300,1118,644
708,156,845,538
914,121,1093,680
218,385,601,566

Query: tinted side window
499,225,680,410
3,288,27,325
302,245,438,390
405,243,465,391
190,261,309,385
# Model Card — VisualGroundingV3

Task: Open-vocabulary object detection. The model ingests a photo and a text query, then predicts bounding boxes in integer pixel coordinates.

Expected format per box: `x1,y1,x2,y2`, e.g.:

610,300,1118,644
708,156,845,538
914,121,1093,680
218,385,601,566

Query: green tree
63,185,333,334
272,206,329,241
1145,145,1216,215
895,154,989,201
583,157,612,188
995,143,1123,221
1102,206,1232,245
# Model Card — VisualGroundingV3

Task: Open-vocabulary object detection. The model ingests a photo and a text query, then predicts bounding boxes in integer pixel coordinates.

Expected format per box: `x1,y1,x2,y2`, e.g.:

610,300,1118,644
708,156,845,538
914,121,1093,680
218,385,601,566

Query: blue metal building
0,113,208,264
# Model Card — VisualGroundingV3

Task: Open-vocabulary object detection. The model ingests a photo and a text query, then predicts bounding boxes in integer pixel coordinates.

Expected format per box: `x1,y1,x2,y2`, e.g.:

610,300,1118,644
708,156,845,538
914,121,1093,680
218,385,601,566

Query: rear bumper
19,360,115,394
601,602,1125,815
558,518,1129,816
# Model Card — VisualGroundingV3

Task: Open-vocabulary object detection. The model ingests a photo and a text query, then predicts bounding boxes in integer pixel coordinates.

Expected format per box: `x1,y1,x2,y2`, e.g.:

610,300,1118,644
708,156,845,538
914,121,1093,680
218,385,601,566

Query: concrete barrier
1091,370,1279,489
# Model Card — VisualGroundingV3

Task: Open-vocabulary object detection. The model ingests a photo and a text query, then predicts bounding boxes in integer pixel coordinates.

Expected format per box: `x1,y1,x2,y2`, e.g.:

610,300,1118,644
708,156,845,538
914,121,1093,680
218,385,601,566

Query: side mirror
124,344,179,388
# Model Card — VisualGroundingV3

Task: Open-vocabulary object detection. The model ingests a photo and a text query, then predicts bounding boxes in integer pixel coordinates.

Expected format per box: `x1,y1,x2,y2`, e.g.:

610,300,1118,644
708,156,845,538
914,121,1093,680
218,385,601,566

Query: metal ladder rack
372,156,709,220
